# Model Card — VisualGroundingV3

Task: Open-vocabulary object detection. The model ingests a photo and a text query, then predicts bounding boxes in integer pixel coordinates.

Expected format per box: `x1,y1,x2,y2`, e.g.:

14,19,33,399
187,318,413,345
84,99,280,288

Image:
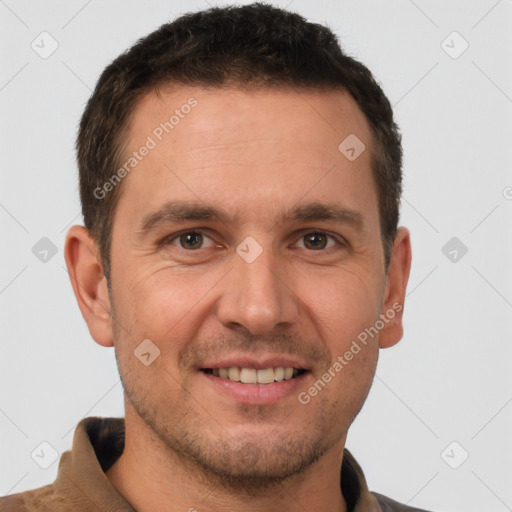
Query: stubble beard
120,364,343,495
109,296,371,495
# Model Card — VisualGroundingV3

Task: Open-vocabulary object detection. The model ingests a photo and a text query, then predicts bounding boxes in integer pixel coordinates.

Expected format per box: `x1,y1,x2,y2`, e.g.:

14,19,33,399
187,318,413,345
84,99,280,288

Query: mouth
198,359,310,405
201,366,308,384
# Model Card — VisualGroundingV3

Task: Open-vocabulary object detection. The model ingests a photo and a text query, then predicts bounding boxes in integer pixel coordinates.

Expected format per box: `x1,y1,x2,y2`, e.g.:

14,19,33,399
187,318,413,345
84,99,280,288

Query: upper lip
199,354,310,371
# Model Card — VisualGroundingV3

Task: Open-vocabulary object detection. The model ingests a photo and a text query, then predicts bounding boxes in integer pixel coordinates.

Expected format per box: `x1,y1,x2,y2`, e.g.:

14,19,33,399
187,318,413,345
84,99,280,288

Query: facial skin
65,85,411,512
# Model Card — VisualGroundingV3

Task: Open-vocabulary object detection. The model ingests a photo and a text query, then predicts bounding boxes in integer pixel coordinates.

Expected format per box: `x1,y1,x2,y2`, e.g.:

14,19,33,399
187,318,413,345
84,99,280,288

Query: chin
160,415,341,494
187,435,330,492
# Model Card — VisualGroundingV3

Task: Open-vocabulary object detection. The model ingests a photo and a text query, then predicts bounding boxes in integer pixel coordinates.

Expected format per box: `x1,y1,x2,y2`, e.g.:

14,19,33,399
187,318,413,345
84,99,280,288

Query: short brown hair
77,2,402,282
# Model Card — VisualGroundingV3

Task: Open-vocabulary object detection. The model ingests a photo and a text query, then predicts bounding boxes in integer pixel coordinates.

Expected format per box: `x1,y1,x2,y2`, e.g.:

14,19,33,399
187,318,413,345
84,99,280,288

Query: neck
105,407,347,512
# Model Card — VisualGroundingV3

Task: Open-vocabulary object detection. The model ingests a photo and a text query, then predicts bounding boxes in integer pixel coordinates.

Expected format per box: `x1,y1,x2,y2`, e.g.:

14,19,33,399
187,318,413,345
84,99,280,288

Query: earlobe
64,225,114,347
379,227,412,349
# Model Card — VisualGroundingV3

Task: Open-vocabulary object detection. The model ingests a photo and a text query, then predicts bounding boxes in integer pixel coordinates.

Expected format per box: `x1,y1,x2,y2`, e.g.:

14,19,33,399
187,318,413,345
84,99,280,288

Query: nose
216,245,300,335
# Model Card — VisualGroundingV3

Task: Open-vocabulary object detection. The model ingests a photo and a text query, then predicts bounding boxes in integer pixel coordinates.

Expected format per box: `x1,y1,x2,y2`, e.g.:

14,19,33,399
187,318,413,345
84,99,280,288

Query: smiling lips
200,357,310,404
200,353,311,386
204,366,305,384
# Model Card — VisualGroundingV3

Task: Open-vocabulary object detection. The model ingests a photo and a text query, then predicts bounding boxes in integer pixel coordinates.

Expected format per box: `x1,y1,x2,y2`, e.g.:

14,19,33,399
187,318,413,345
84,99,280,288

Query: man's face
108,86,388,485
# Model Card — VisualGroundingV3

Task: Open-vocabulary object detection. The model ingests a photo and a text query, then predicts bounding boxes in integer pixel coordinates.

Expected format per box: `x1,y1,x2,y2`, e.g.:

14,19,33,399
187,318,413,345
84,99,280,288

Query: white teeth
240,368,257,384
257,368,275,384
228,367,240,381
274,367,285,381
212,366,300,384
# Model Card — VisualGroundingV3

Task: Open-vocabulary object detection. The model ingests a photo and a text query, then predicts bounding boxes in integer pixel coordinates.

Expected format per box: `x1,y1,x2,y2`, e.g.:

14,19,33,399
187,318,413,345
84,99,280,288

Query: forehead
127,84,371,151
114,85,378,230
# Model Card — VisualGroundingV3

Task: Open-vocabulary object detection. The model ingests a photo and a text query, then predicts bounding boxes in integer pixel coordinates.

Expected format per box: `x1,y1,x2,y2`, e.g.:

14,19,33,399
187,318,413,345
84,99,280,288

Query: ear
378,227,412,349
64,225,114,347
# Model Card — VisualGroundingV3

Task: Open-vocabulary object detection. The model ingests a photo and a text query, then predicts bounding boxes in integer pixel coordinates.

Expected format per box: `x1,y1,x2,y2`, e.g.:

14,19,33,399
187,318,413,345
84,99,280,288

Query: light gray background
1,1,511,511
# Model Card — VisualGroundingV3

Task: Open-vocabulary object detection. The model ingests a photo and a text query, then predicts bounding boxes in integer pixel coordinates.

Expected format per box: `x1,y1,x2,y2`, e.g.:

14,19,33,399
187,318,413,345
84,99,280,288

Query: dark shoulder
372,492,434,512
83,416,125,471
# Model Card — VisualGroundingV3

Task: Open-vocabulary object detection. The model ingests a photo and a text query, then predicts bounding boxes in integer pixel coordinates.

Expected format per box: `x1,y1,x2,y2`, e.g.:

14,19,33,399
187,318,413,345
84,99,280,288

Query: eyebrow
137,200,364,236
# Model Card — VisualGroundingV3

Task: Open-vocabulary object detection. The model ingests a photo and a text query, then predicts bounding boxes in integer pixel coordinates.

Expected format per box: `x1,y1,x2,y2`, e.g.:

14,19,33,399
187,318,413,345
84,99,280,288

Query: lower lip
201,371,308,405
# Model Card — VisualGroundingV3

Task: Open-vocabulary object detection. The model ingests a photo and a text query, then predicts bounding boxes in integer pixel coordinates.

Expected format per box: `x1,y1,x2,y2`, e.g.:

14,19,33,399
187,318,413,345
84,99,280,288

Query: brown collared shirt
1,417,432,511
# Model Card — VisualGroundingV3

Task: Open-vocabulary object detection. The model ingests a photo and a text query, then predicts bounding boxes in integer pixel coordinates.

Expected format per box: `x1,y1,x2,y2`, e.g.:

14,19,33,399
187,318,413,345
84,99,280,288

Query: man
1,3,429,511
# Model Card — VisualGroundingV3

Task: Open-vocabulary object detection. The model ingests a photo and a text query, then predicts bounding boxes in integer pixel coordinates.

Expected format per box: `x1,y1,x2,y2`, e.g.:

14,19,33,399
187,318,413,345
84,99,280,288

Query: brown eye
302,232,328,250
178,232,204,250
161,230,219,256
294,231,345,252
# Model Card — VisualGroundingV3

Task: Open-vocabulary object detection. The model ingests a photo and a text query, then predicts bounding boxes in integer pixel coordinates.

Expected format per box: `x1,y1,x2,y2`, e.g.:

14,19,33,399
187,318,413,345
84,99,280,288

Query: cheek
111,269,205,399
120,265,223,346
300,266,383,351
316,272,382,405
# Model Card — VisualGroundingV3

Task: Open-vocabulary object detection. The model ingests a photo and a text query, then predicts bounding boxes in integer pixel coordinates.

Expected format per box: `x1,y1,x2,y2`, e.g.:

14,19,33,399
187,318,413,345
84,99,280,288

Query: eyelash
161,229,347,253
